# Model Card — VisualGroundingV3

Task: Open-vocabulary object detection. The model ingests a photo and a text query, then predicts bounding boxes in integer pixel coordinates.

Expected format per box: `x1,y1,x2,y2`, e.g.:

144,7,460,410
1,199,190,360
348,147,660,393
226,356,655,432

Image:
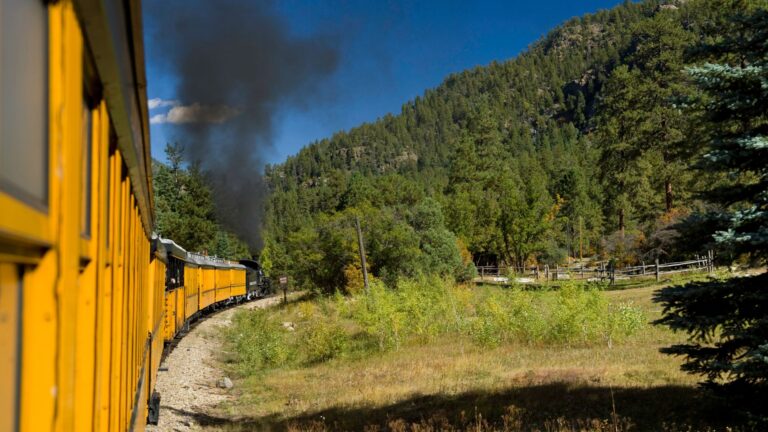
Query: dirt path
146,295,293,432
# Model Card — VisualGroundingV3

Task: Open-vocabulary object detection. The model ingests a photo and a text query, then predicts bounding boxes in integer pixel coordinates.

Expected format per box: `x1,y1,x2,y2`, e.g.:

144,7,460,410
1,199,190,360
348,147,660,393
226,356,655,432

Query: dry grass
200,278,751,431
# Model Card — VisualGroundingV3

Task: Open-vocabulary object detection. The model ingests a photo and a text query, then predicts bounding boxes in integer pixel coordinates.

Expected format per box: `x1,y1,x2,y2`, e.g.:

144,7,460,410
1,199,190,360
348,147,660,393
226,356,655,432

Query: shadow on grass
168,382,752,431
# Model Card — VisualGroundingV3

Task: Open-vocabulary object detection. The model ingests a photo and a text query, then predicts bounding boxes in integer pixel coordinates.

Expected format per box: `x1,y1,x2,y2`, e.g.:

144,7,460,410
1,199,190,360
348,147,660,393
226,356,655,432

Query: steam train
154,237,271,345
149,238,270,422
0,1,268,430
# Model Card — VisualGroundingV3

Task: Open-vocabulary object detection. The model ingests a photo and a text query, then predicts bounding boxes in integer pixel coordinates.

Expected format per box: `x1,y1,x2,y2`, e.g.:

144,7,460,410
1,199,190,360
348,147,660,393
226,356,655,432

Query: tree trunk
665,179,673,213
618,208,625,239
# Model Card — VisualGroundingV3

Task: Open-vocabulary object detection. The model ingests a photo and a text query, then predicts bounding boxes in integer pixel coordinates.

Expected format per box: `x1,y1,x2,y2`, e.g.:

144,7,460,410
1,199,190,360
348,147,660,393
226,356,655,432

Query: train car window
105,132,116,248
165,261,171,288
165,256,185,289
0,0,49,211
81,101,93,238
81,53,101,239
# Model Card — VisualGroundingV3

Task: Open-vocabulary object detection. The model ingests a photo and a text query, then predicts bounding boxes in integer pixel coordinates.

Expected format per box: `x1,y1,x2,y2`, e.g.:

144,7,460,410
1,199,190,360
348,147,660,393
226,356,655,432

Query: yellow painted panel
184,267,199,319
35,1,87,431
74,257,96,432
98,149,119,432
0,193,50,248
109,172,125,432
73,98,103,430
19,253,58,432
231,285,246,297
0,263,20,432
91,101,110,432
176,287,184,331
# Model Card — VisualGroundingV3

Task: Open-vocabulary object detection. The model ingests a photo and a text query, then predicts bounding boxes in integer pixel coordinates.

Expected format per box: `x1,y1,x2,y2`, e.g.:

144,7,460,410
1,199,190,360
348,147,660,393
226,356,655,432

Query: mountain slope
262,0,725,292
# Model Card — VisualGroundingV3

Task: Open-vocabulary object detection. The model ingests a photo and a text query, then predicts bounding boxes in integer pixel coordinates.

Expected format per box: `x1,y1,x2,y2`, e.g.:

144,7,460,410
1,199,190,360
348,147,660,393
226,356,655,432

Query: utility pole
355,216,370,295
578,216,584,262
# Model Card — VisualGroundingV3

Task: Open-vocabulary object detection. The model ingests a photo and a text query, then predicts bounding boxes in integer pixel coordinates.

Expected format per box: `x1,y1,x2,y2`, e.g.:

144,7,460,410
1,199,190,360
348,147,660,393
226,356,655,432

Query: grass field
202,273,751,431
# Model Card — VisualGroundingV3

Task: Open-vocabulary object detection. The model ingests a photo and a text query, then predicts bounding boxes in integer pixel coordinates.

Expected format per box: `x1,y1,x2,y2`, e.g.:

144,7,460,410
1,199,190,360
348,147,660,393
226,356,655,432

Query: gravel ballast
146,295,288,432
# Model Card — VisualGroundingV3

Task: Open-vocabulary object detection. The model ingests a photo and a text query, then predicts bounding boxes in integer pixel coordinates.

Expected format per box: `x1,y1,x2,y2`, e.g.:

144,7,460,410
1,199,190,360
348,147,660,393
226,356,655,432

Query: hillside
261,0,746,293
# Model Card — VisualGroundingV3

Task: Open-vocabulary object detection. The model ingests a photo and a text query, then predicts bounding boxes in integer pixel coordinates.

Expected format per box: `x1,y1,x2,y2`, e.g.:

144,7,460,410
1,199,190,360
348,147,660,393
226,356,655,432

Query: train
154,237,271,345
0,0,268,431
149,238,270,423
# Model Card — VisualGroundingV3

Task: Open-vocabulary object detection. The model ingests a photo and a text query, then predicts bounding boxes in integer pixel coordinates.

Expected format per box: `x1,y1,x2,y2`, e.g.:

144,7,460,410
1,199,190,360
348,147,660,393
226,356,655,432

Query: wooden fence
475,251,714,285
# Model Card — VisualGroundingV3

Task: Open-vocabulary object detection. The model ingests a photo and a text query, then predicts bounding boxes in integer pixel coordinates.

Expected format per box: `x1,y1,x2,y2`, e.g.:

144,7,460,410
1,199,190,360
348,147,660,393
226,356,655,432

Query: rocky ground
146,295,290,432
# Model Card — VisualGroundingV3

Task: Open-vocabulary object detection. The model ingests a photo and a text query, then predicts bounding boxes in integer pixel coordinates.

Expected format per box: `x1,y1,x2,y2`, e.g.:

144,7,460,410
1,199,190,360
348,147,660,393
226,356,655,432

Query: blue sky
144,0,625,165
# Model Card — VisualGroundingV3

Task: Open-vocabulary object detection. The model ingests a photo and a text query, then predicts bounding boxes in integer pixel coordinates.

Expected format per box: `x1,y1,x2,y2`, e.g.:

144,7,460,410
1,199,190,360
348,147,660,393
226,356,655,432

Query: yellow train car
0,1,266,429
231,268,247,298
0,0,160,430
201,266,216,309
215,266,231,303
184,262,200,320
158,241,248,343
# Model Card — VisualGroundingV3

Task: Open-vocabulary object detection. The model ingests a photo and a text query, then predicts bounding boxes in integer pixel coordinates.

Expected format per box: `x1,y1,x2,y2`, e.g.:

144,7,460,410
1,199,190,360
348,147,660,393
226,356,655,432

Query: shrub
470,293,508,347
548,284,608,345
225,278,647,377
352,281,407,349
467,283,646,347
226,309,294,374
303,319,350,363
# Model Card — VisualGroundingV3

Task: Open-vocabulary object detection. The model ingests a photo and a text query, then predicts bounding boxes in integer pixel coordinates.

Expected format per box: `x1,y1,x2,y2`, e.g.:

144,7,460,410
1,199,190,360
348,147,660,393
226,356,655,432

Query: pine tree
153,143,250,260
654,5,768,401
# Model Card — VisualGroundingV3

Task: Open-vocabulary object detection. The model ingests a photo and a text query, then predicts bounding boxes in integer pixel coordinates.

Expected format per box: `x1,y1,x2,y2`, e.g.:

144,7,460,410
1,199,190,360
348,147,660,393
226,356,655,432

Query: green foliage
226,310,293,374
654,3,768,401
153,143,251,259
265,199,470,293
225,279,647,377
154,144,217,251
262,0,753,286
468,283,645,348
303,319,350,363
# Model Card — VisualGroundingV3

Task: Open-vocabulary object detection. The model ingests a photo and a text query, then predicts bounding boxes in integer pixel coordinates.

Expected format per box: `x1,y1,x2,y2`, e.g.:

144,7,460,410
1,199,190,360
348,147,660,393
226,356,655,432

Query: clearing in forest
187,273,752,432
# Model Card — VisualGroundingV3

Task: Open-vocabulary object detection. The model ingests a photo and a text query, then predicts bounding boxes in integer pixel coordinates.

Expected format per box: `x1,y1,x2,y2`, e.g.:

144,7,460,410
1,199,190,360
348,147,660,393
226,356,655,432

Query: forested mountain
262,0,764,293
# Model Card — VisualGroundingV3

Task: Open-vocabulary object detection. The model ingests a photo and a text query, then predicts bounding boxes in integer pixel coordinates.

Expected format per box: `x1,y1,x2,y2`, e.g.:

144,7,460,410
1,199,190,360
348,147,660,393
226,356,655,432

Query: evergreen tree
153,143,250,260
654,5,768,399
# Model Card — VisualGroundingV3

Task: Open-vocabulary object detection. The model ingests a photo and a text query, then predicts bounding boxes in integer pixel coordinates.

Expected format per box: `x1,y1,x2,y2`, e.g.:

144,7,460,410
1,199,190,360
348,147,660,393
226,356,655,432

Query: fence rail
475,251,714,285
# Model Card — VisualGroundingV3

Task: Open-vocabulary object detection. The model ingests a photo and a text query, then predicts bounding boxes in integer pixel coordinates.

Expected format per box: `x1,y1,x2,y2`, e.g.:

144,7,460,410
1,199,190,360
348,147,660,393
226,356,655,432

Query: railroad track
147,294,298,432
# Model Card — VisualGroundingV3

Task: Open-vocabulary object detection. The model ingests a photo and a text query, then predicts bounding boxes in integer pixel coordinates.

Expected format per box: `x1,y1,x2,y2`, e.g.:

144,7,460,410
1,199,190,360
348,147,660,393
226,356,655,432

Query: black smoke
145,0,340,250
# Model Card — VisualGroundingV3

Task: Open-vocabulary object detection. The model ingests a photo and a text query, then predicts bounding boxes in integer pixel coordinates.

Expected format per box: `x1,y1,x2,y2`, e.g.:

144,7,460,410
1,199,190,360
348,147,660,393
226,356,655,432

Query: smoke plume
146,0,340,250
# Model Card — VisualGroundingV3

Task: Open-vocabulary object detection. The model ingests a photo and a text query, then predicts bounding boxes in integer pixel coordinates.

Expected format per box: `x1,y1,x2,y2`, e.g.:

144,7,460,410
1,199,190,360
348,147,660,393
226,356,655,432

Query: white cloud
150,113,168,124
149,103,240,125
148,98,180,110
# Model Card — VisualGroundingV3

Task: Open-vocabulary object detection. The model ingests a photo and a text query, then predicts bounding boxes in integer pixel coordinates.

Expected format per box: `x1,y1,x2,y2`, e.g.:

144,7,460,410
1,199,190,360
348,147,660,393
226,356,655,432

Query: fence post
655,258,660,282
481,266,485,280
610,265,615,286
642,261,646,276
554,265,559,281
580,266,584,279
708,250,714,274
545,265,549,281
535,266,539,280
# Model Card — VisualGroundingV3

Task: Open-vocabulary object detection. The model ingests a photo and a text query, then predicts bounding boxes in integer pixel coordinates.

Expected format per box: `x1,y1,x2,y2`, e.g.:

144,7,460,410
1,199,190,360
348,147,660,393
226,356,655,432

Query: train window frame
165,256,185,289
81,49,101,242
0,0,52,248
105,132,117,252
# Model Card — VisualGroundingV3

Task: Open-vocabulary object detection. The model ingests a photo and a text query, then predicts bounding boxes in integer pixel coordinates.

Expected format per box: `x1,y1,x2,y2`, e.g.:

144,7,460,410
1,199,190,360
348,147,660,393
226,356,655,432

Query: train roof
75,0,153,237
187,252,245,269
153,237,244,269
